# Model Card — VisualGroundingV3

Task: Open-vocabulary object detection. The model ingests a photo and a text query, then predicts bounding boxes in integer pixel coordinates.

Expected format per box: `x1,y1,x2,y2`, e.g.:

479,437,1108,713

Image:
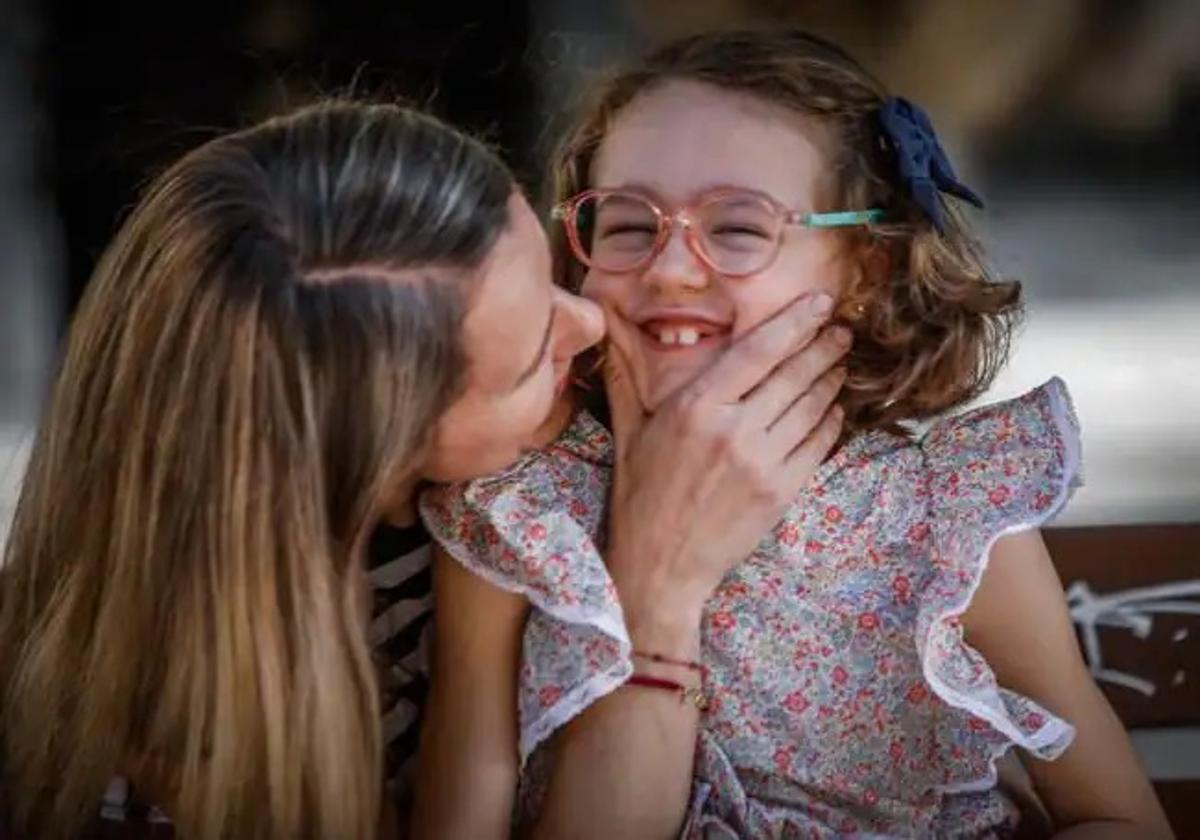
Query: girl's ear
835,236,893,325
861,238,892,286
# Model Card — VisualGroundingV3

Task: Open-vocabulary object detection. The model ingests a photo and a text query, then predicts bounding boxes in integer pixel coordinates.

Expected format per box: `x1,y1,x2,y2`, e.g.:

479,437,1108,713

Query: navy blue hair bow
877,97,983,233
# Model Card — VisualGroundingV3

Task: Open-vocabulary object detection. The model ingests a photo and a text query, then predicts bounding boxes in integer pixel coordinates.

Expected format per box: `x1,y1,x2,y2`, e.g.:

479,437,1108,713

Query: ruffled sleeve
419,411,630,762
915,377,1082,791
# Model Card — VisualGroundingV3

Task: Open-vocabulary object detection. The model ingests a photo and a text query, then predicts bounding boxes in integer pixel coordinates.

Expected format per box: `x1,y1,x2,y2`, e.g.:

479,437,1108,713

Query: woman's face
422,193,605,483
582,80,855,410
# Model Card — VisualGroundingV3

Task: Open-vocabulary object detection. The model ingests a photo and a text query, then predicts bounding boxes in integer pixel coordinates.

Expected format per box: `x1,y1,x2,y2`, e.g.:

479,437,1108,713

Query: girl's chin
640,372,697,413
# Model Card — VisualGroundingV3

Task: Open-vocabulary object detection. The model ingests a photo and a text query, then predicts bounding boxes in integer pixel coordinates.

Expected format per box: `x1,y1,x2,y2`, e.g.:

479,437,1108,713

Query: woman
0,100,843,838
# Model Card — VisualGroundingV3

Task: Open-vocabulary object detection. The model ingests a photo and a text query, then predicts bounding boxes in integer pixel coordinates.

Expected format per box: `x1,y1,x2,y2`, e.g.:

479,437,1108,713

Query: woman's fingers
684,293,832,405
744,325,851,427
782,402,845,489
603,340,646,461
765,365,846,456
602,289,850,616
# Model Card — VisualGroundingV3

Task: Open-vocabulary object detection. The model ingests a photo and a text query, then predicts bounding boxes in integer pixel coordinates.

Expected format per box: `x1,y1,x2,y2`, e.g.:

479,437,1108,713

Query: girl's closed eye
709,223,770,238
599,223,656,243
707,224,772,252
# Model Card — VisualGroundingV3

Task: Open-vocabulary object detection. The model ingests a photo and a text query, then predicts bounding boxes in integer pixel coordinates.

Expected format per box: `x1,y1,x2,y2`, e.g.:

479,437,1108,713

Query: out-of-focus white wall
983,186,1200,525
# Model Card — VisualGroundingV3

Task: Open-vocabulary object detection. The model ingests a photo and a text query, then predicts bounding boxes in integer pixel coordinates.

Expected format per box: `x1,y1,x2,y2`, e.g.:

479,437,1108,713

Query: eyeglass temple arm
553,202,884,227
797,209,886,228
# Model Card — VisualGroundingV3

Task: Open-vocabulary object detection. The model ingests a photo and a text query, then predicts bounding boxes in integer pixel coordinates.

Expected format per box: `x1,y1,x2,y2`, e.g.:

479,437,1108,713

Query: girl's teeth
653,325,708,346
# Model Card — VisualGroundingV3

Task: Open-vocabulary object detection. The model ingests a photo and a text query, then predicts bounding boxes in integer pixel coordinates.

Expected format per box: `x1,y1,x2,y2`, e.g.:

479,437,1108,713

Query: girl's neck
528,391,578,450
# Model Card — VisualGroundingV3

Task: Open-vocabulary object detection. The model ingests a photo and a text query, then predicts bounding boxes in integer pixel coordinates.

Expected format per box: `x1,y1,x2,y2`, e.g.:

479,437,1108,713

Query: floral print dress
420,378,1083,838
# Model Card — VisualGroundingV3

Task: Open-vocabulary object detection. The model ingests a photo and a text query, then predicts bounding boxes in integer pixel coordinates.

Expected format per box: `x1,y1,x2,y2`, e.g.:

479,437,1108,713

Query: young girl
417,31,1171,838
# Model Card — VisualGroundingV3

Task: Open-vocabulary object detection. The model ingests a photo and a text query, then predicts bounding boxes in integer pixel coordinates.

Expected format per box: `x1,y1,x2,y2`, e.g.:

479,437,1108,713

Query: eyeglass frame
551,187,885,278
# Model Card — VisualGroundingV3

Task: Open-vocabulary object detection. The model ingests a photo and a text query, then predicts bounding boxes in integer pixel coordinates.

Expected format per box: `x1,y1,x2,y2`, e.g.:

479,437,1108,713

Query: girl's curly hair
550,29,1022,432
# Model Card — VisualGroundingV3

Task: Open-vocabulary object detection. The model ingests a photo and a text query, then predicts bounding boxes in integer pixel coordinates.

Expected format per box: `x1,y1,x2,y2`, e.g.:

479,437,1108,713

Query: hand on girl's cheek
596,307,652,413
582,277,646,412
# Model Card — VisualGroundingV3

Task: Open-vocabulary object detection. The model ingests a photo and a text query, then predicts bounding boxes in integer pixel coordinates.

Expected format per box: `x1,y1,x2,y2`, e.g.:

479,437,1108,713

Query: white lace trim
519,661,633,764
424,506,632,766
920,377,1082,794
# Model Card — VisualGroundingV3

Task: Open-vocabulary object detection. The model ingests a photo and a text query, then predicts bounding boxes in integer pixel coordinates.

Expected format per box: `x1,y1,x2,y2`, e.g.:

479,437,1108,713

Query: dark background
42,0,538,313
2,1,1198,830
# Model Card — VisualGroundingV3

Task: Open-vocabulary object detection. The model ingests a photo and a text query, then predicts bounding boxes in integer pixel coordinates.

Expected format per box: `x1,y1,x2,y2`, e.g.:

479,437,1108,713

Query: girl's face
582,80,857,410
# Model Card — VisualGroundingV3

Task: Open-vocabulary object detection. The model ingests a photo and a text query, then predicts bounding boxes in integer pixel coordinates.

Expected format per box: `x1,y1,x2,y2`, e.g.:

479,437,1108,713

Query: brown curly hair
549,29,1022,432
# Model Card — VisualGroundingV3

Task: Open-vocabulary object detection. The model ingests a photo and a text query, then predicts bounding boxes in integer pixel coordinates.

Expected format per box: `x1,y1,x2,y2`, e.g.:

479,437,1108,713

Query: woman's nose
554,288,605,357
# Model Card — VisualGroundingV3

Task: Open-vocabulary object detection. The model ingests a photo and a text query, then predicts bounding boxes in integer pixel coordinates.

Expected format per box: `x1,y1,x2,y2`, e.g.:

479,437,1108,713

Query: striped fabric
367,521,435,806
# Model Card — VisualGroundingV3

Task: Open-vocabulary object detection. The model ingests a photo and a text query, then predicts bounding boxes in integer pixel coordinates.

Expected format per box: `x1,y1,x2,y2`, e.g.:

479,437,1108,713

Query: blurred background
3,0,1198,530
0,0,1197,828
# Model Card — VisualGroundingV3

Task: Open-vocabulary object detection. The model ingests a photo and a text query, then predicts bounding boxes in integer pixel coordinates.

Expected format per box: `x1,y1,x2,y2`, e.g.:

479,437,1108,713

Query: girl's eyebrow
596,180,788,207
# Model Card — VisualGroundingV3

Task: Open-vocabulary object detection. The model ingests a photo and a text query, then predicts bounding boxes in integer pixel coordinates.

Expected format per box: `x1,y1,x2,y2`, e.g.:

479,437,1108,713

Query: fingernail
811,293,834,316
832,326,853,346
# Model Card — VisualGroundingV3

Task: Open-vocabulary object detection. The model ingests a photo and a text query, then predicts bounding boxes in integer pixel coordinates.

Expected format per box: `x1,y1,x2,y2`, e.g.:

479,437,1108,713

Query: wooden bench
1046,523,1199,837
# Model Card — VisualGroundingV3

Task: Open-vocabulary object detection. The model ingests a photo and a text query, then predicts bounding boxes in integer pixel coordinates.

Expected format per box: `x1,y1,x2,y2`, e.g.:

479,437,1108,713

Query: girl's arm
535,297,848,839
409,546,528,840
963,529,1174,839
532,595,704,840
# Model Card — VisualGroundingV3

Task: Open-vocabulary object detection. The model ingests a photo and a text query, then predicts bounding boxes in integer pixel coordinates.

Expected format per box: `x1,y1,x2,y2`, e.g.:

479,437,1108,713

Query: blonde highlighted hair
551,29,1022,431
0,100,513,837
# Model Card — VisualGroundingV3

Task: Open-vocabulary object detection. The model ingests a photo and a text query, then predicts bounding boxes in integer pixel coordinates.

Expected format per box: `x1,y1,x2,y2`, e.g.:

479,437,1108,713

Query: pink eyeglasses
553,187,884,278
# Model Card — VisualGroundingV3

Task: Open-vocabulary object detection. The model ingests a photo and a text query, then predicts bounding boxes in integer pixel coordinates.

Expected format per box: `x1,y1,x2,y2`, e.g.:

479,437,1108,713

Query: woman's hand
534,292,849,840
604,291,850,649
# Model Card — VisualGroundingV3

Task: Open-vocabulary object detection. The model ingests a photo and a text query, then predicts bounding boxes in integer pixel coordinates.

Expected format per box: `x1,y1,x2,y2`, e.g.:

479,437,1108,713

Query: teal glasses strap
804,209,886,228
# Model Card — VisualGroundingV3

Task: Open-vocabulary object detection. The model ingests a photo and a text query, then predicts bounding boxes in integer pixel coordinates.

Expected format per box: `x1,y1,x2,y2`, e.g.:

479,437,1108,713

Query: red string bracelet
633,649,707,677
627,674,710,711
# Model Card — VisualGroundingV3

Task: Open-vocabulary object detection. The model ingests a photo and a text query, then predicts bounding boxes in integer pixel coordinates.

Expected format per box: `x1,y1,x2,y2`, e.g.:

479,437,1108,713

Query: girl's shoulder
820,377,1081,533
916,376,1082,546
920,377,1080,493
806,377,1080,562
908,379,1082,784
760,380,1082,800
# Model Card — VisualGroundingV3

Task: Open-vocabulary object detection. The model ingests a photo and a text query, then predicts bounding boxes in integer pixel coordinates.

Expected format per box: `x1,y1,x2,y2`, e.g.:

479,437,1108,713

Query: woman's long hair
0,100,513,838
